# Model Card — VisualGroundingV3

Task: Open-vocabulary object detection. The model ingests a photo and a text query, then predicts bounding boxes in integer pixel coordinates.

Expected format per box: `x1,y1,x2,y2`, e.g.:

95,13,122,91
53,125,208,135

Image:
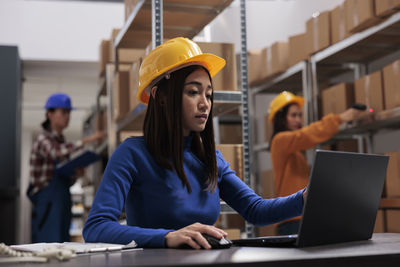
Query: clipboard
56,150,101,177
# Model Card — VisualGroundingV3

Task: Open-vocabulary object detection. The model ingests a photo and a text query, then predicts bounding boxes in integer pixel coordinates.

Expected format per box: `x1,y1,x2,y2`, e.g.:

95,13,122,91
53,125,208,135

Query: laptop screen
297,150,388,247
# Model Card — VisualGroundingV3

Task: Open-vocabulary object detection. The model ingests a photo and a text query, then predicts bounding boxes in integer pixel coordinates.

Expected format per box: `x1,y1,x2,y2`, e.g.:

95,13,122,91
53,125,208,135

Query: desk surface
7,233,400,267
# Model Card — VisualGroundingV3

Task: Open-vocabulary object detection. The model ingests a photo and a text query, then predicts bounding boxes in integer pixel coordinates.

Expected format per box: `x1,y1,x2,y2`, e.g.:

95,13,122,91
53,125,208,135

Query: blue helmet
44,93,74,110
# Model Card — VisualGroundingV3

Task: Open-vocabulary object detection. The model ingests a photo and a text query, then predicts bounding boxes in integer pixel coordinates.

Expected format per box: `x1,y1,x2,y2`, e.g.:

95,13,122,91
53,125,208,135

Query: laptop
232,150,389,248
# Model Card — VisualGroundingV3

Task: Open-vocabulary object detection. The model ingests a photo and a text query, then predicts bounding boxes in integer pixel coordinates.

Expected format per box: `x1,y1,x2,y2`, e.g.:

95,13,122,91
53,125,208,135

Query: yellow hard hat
268,91,305,123
137,37,226,104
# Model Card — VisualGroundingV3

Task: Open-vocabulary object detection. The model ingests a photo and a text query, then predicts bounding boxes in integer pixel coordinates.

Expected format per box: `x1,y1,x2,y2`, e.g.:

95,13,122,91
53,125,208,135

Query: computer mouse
352,103,367,111
202,233,233,249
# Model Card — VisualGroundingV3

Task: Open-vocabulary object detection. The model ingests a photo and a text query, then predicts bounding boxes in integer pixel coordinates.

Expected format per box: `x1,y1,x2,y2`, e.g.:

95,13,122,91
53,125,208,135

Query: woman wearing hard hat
83,37,306,249
28,93,105,243
268,91,361,235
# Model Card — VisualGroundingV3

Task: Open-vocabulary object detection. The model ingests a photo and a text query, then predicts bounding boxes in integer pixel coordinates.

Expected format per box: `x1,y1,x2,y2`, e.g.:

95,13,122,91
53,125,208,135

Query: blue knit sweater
83,136,304,247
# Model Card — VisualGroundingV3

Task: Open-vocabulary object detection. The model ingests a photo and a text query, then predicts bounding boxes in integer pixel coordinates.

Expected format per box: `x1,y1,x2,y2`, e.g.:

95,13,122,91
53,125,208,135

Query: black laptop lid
297,150,388,248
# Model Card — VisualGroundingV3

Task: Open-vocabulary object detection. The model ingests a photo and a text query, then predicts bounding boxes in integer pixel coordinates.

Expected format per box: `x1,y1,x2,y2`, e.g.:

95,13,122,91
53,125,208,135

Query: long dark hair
268,103,294,151
41,108,55,130
143,65,218,193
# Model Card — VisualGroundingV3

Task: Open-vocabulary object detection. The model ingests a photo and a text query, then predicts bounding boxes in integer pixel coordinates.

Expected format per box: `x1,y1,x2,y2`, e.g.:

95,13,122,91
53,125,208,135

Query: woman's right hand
339,108,363,123
164,223,227,249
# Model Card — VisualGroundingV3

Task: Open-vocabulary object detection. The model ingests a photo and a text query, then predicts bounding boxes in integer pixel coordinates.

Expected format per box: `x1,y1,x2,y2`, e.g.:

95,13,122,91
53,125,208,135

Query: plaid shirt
29,129,83,195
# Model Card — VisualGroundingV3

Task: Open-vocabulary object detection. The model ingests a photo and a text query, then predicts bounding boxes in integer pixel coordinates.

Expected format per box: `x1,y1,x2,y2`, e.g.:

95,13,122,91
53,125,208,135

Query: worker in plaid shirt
27,93,105,243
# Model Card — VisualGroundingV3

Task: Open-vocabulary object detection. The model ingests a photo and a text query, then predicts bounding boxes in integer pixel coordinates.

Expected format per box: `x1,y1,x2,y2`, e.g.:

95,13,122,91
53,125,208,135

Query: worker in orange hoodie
269,91,362,235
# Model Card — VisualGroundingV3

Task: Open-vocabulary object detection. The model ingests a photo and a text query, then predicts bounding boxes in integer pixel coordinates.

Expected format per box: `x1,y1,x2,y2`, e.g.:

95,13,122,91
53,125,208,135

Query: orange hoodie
271,113,342,198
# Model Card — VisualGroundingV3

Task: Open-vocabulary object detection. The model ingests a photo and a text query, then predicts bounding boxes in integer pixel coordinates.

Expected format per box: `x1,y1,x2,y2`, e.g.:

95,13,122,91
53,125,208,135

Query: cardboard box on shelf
95,110,107,132
330,4,350,44
374,209,386,233
99,40,112,77
306,11,331,54
129,60,141,112
375,0,400,17
256,224,278,237
261,169,275,199
386,210,400,232
119,131,143,143
216,144,243,179
383,59,400,110
224,229,241,240
384,151,400,197
197,42,237,91
288,33,311,67
321,83,354,117
248,48,267,86
219,124,242,144
112,71,131,121
332,139,359,153
354,71,385,113
344,0,381,33
216,214,245,230
124,0,140,21
110,28,146,63
265,42,289,78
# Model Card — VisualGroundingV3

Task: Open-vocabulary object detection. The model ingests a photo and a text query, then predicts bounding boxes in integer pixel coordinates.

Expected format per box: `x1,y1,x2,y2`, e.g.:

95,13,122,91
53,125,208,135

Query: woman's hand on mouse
164,222,227,249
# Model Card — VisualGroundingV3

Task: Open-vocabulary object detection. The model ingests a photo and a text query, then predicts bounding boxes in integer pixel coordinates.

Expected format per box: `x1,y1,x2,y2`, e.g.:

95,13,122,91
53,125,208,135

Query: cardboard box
129,60,141,112
354,71,385,113
112,71,131,121
219,124,242,144
95,110,107,132
216,214,245,230
306,11,331,54
331,4,350,44
216,144,243,179
99,40,112,77
332,140,359,153
374,209,385,233
344,0,381,33
224,229,241,240
386,210,400,232
261,169,275,199
265,42,289,78
288,33,311,67
384,151,400,197
256,224,278,237
321,83,354,116
119,131,143,143
248,48,267,86
383,59,400,110
110,28,146,63
197,42,238,91
375,0,400,17
124,0,140,21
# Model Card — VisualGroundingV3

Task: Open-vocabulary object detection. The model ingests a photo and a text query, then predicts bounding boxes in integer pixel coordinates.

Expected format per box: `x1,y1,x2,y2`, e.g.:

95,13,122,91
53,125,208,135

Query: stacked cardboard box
197,42,237,91
306,11,331,54
248,49,267,86
384,151,400,233
344,0,381,33
374,210,386,233
264,115,273,143
354,71,385,114
219,124,242,144
288,33,311,67
256,170,278,236
129,60,141,112
265,42,289,79
321,83,354,117
383,59,400,110
119,131,143,143
330,4,350,44
216,144,243,179
375,0,400,17
113,70,131,121
110,28,146,64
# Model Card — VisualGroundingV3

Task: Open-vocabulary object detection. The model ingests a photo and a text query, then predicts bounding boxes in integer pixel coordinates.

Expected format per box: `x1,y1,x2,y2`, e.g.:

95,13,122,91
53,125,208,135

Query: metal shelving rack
310,12,400,153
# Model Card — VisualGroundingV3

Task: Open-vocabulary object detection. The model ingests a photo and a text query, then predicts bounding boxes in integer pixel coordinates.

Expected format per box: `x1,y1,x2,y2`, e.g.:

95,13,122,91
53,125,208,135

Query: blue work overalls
28,173,72,243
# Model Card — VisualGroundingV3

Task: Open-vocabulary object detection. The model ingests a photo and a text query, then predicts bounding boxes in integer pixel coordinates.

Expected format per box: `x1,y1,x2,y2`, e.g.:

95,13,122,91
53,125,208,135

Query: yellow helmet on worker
137,37,226,104
268,91,304,123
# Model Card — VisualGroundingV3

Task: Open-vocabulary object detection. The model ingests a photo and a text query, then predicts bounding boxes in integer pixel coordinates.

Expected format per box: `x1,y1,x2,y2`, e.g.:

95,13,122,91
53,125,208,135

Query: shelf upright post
310,59,319,123
152,0,163,49
239,0,254,238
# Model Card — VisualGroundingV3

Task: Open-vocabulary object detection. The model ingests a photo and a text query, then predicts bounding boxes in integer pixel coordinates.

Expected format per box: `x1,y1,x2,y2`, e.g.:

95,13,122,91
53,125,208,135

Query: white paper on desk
11,241,138,254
